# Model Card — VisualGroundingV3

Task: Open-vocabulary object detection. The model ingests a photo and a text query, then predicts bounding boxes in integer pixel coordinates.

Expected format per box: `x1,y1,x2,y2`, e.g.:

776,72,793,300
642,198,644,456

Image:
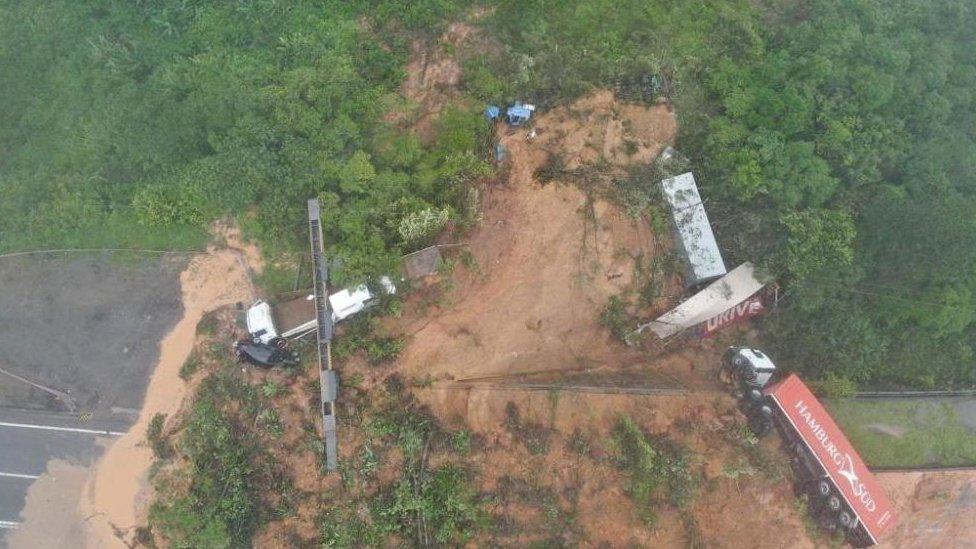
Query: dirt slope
382,87,824,547
396,91,678,384
79,232,259,548
878,470,976,548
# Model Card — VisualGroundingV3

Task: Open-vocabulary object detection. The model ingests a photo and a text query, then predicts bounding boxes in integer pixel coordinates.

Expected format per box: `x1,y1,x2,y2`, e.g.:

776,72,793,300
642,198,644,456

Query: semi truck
246,276,396,347
722,348,897,546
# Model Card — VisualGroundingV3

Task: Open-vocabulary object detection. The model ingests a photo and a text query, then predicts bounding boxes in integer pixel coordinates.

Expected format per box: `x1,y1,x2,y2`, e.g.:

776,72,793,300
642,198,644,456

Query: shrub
149,373,275,547
600,295,634,342
371,464,487,544
613,417,697,517
147,413,172,460
178,359,200,382
398,207,451,249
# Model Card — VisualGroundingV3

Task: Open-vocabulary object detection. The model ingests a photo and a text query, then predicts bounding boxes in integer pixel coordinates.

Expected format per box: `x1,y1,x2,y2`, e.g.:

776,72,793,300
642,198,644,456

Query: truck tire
794,442,806,458
839,510,854,529
271,337,288,350
827,495,842,512
817,479,832,498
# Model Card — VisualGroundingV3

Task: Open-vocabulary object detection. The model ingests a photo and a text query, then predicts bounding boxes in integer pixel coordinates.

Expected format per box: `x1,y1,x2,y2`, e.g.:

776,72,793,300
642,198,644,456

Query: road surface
0,407,129,544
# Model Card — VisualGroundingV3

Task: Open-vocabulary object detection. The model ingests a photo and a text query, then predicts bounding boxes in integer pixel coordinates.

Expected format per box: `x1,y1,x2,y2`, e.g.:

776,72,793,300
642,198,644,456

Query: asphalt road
0,252,186,546
0,253,186,413
0,407,129,543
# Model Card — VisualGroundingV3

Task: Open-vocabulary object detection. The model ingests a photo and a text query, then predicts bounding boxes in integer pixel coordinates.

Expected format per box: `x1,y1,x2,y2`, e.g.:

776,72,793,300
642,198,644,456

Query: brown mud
59,232,262,548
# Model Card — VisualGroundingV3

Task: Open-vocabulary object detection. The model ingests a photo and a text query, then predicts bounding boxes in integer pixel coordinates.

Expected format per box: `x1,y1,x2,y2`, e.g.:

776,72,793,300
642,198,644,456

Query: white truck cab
246,276,397,345
725,347,777,389
246,300,283,345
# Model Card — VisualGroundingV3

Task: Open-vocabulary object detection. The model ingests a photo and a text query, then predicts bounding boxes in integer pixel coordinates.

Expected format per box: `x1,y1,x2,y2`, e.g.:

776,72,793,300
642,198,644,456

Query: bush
600,295,634,342
809,374,858,399
178,358,200,381
613,417,697,519
371,464,487,544
147,413,172,460
149,373,275,547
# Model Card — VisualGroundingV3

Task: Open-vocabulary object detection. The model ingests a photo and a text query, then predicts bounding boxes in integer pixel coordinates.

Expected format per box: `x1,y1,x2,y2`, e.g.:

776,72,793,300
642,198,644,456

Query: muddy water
25,247,260,548
6,460,92,548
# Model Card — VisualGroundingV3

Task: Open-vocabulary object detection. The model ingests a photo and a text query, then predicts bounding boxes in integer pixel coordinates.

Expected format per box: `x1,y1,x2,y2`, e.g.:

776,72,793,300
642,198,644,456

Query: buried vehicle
722,348,897,546
246,276,396,346
234,339,299,368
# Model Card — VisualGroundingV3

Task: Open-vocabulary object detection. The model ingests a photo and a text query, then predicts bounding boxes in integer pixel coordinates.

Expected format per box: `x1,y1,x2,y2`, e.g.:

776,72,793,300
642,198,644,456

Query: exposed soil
5,460,91,549
379,87,824,547
397,22,472,143
877,470,976,548
395,90,681,386
79,239,259,548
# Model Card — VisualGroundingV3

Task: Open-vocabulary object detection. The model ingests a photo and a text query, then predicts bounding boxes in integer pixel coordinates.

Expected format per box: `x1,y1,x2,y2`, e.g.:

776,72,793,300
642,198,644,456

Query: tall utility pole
307,199,338,471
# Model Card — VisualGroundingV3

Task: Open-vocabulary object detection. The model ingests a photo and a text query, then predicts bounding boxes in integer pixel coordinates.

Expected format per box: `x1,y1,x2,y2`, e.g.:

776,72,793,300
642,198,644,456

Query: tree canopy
0,0,481,283
483,0,976,388
2,0,974,388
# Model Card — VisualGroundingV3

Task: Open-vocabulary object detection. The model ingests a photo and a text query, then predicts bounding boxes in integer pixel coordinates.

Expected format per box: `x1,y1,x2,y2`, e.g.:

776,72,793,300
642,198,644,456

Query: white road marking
0,520,20,529
0,421,125,437
0,472,40,480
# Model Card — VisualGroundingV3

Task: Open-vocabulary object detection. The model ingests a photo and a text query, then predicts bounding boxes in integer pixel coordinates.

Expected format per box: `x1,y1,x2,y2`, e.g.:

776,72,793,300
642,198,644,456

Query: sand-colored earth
6,459,92,549
878,470,976,548
6,226,263,548
79,246,256,547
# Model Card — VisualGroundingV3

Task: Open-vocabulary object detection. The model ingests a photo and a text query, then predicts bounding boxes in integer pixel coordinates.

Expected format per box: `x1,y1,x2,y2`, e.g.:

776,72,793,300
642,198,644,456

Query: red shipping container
765,375,897,544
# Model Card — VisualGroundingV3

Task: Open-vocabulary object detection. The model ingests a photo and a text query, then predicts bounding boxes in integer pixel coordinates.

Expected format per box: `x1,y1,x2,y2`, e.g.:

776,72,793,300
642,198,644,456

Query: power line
0,248,204,260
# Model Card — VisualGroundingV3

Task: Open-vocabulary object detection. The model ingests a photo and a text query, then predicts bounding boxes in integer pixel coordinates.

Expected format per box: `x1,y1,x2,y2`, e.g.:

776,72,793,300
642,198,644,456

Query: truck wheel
817,479,832,498
827,495,842,512
794,442,806,458
839,510,854,529
271,337,288,350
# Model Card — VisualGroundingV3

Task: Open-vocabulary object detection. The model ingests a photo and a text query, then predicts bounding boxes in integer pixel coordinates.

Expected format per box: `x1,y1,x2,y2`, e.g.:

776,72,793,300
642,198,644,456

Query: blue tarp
506,102,533,125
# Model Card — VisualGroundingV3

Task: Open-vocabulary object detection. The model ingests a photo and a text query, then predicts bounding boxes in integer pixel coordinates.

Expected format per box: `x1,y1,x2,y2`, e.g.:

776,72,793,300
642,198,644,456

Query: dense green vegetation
321,380,487,547
2,4,973,390
827,398,976,467
0,0,484,283
483,0,976,389
612,417,696,526
149,372,284,547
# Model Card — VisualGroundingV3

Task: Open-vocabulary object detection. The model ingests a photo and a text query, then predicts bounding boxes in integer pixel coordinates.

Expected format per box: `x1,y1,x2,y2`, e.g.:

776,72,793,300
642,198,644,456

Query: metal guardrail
852,390,976,398
308,199,338,471
871,465,976,472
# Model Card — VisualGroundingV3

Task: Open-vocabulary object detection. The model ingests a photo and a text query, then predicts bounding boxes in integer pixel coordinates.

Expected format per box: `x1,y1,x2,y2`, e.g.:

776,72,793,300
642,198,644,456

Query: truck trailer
246,276,396,347
723,348,897,546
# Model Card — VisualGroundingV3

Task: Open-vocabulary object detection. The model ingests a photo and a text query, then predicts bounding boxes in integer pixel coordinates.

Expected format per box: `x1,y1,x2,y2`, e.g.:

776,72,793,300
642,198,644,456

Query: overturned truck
723,349,897,546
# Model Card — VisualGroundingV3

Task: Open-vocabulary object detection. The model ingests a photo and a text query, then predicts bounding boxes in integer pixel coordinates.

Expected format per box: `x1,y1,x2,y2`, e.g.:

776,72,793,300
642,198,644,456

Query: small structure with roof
661,172,726,289
400,245,443,281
